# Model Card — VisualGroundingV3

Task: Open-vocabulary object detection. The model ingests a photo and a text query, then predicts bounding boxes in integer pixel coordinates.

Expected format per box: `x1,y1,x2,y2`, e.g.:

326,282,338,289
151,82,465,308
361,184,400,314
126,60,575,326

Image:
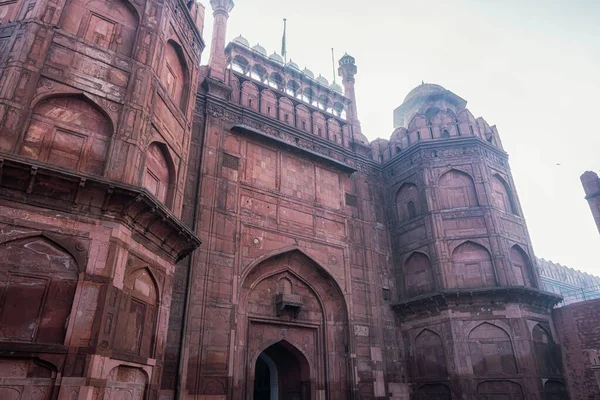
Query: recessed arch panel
395,183,420,223
414,329,447,378
438,169,479,209
469,323,517,375
142,142,174,206
61,0,139,56
0,236,78,344
20,95,113,175
509,245,532,287
451,241,496,289
404,252,434,297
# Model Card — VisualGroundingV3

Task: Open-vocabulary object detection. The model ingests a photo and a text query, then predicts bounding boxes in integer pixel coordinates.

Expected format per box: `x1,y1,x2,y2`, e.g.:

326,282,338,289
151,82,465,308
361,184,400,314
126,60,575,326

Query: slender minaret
338,53,362,136
208,0,235,81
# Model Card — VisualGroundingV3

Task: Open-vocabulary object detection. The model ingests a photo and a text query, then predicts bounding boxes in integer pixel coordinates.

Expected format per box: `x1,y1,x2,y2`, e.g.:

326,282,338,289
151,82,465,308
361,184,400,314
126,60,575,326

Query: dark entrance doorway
253,340,311,400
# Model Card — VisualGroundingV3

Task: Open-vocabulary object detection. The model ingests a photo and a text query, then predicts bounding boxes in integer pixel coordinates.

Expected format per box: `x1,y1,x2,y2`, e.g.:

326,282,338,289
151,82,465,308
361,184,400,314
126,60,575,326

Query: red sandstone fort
0,0,599,399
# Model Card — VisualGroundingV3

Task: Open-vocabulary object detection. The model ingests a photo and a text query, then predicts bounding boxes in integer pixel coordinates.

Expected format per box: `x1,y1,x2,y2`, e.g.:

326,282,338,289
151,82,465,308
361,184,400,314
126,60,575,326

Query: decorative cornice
200,95,377,175
0,154,201,262
392,286,562,319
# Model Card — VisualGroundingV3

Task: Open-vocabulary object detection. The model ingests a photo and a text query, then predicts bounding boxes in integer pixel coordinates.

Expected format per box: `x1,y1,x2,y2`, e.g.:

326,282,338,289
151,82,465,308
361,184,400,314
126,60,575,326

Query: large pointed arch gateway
234,249,351,400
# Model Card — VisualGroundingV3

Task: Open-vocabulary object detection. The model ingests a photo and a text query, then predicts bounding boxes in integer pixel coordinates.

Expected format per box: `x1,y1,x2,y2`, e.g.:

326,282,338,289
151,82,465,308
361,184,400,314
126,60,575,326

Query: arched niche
404,252,433,297
395,183,420,223
279,97,294,125
477,381,523,399
113,267,159,358
327,118,341,145
414,329,447,378
491,174,517,215
451,241,496,289
438,169,479,209
60,0,139,56
0,237,78,344
312,112,326,138
260,89,277,118
162,40,189,110
142,142,174,207
416,383,451,400
20,95,113,175
295,104,311,132
469,323,517,376
532,324,561,375
107,365,148,400
241,81,259,111
509,245,532,287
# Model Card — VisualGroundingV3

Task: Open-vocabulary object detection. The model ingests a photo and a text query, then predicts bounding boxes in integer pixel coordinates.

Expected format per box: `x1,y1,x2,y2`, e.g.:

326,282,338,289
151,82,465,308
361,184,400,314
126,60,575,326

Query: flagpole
282,18,287,63
331,48,336,83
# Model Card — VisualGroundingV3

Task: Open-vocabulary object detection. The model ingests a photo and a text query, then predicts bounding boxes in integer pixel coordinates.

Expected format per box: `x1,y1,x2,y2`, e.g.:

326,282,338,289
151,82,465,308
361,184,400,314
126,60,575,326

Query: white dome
232,35,249,47
302,68,314,79
316,74,329,86
330,82,343,93
268,52,283,63
285,60,300,71
252,43,267,56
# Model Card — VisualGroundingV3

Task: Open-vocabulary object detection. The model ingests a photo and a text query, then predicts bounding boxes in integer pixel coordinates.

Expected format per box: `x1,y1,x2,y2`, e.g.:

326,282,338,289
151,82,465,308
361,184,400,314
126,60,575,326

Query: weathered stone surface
0,1,583,399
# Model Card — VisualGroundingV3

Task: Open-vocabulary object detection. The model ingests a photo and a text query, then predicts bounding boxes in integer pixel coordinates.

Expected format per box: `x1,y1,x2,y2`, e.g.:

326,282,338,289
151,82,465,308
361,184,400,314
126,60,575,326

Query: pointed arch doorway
253,340,310,400
237,249,351,400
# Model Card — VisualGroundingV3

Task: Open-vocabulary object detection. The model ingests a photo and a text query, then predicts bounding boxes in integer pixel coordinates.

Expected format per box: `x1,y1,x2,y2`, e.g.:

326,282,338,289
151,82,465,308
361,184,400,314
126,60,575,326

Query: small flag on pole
281,18,287,63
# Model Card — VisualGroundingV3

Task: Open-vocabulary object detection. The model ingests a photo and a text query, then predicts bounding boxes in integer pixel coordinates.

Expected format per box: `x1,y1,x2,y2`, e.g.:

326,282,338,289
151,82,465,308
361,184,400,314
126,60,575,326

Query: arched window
20,95,112,175
396,183,420,222
0,237,78,344
414,330,447,378
533,324,561,375
114,268,158,357
442,129,450,138
451,242,496,288
469,323,517,375
60,0,139,56
142,142,173,206
491,175,517,214
404,252,434,297
438,169,479,209
162,41,189,110
509,245,532,286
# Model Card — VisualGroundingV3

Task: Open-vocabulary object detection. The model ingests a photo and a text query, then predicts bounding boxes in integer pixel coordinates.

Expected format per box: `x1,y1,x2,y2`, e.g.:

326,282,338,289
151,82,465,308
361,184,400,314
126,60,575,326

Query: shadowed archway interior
254,341,310,400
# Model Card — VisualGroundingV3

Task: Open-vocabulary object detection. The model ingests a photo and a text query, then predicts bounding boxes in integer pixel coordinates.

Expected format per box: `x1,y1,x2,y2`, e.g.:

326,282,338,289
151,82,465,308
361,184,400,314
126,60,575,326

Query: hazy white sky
201,0,600,275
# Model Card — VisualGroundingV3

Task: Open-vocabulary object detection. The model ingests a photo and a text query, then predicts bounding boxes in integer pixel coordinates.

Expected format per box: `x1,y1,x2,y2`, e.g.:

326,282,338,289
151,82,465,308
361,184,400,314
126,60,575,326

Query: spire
208,0,235,82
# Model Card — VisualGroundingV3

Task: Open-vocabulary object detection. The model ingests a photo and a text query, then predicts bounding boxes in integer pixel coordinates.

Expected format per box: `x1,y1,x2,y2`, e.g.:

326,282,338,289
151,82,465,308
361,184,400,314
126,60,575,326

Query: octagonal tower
385,84,567,399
